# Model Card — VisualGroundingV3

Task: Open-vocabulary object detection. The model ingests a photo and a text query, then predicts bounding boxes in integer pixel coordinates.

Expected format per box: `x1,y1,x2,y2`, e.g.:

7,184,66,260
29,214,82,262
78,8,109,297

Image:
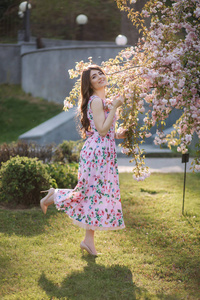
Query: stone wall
0,40,126,104
21,44,126,103
0,44,21,84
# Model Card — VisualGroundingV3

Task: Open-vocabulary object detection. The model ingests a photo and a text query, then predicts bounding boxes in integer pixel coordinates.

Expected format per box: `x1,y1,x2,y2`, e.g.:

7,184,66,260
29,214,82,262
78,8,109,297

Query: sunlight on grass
0,84,62,144
0,173,200,299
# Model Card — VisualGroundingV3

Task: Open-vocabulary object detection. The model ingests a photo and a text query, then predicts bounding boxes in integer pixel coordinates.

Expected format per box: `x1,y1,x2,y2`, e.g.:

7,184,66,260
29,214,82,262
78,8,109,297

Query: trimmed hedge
0,156,57,207
48,162,78,189
0,140,83,207
52,140,83,164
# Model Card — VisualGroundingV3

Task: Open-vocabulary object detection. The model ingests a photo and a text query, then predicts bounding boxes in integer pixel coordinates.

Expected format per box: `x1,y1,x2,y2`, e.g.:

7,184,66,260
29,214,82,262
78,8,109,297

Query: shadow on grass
0,206,57,237
119,173,200,296
39,256,177,300
124,213,200,293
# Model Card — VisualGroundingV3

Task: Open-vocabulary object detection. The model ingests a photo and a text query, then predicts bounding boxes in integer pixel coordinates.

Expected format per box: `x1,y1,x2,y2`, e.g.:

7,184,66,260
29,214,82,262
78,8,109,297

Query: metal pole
182,161,187,215
182,153,189,215
78,24,84,40
24,0,30,42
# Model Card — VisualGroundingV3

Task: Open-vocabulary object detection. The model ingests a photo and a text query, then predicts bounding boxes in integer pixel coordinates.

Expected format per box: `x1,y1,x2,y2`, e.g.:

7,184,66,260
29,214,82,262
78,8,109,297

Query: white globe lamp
76,14,88,25
18,11,24,18
115,34,128,46
19,1,31,13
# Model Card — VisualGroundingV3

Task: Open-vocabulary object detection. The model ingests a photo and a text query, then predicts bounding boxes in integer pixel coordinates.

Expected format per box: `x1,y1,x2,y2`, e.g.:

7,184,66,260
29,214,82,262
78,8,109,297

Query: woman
40,65,126,256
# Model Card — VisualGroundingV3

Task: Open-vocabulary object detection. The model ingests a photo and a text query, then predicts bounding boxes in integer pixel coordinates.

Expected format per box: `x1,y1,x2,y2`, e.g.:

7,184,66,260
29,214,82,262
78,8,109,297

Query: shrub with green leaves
48,162,78,189
0,156,57,207
52,140,83,164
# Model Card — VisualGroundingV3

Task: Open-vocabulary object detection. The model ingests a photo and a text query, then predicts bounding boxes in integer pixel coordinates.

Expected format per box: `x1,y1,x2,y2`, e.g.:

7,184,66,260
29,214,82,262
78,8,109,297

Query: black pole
24,1,30,42
182,161,187,215
78,24,84,40
182,153,189,215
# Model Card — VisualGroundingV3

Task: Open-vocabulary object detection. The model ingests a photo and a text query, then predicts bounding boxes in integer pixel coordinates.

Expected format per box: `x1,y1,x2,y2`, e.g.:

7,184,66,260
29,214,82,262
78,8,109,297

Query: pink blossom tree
64,0,200,180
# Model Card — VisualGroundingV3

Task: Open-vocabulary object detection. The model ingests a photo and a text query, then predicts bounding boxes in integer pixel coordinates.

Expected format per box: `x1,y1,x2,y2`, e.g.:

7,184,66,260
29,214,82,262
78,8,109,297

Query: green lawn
0,172,200,299
0,85,63,144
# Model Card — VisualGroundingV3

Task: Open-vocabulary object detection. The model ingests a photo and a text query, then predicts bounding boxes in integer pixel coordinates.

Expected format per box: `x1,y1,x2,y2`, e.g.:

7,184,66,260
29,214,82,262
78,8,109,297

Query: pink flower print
107,214,110,220
112,220,117,226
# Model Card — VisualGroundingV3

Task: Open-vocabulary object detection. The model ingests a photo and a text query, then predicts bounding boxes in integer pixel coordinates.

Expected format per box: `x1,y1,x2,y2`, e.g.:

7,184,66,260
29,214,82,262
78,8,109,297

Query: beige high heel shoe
80,241,98,257
40,188,55,214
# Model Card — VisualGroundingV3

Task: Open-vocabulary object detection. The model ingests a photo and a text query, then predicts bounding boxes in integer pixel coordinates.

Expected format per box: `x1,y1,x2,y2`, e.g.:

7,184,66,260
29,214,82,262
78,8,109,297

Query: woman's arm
91,96,124,137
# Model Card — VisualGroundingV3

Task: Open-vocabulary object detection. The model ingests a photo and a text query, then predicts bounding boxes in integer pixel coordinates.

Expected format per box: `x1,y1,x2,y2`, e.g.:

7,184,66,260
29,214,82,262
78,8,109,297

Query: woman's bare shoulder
90,96,103,108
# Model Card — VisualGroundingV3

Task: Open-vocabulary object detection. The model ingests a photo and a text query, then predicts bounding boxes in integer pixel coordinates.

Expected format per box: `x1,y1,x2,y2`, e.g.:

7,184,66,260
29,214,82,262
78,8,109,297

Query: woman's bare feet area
82,229,97,256
80,241,98,256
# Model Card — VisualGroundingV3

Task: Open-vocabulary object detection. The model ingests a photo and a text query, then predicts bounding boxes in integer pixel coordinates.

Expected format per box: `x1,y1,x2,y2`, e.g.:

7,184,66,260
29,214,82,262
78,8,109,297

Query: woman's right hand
112,94,125,109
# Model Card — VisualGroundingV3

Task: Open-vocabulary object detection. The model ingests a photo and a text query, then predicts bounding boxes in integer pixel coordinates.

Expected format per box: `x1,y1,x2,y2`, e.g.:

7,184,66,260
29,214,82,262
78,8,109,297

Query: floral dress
54,95,125,231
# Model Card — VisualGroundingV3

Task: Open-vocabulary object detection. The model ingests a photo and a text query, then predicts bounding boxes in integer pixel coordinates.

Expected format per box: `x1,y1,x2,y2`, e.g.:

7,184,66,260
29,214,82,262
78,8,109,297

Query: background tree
65,0,200,180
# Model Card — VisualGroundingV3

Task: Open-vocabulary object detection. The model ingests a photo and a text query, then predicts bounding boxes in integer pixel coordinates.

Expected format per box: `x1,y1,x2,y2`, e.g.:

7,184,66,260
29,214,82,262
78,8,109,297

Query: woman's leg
40,188,55,214
83,229,97,255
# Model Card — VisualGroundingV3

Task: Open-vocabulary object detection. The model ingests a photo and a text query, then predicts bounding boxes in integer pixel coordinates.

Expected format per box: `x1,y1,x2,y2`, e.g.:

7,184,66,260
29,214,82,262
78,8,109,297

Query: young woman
40,65,126,256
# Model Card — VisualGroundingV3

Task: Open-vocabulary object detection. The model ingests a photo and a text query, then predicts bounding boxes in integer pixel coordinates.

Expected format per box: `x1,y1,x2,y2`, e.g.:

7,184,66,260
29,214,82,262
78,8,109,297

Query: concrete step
19,108,81,145
116,144,174,158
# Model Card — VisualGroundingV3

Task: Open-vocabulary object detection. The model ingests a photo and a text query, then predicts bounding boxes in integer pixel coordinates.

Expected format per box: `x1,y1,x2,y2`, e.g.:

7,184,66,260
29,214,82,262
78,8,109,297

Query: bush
0,141,53,167
0,140,83,168
48,162,78,189
0,156,57,207
52,140,83,164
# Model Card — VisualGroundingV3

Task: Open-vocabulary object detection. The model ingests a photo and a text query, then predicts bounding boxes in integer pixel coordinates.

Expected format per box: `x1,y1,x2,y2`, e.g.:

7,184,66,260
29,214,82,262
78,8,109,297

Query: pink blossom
139,107,145,113
63,99,73,110
185,134,192,143
142,10,150,18
169,98,177,106
194,7,200,18
191,88,197,95
195,165,200,171
132,168,151,181
145,133,152,138
178,78,185,89
121,147,129,155
162,99,168,105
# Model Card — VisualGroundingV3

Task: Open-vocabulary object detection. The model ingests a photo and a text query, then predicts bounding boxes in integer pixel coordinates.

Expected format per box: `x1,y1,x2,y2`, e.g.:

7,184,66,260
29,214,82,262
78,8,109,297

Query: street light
18,1,32,42
76,14,88,40
115,34,127,46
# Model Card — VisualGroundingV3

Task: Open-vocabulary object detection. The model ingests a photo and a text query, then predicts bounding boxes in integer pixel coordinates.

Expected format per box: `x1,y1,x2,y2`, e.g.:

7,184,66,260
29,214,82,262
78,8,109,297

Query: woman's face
90,69,107,92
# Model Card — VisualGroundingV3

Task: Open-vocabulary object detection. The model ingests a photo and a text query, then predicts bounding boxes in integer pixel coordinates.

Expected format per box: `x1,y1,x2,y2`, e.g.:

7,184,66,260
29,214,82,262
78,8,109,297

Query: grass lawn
0,84,63,144
0,172,200,299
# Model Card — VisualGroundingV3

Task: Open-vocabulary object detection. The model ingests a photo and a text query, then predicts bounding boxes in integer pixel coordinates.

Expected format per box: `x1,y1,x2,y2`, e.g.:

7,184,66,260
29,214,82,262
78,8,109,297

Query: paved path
117,157,193,173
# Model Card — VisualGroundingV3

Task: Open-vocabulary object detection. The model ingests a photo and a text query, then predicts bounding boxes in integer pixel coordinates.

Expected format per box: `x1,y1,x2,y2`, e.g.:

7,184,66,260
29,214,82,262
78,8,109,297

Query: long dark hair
78,65,105,138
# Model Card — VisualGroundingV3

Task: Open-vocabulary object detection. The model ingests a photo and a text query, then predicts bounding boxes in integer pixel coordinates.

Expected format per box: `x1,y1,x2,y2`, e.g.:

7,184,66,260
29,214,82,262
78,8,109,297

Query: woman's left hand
115,128,128,139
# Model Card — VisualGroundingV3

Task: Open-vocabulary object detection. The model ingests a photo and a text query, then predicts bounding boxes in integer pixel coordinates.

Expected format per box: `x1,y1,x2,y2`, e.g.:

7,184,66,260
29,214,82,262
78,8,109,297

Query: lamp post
18,1,31,42
76,14,88,40
182,153,189,215
115,34,128,46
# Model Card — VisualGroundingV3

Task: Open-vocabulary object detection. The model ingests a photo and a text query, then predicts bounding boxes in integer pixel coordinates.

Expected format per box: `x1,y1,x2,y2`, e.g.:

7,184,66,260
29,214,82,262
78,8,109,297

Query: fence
0,3,21,43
